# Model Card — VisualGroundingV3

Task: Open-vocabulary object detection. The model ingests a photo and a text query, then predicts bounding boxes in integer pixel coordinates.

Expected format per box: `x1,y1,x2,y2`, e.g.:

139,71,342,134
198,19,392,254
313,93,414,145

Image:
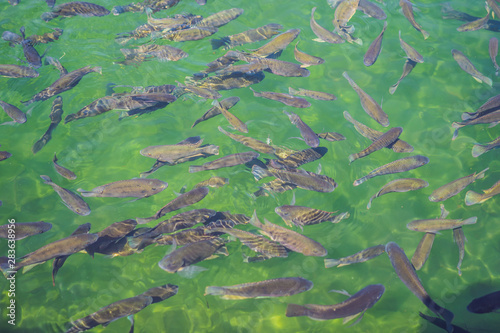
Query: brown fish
268,147,327,170
457,8,489,32
141,136,219,164
40,175,91,216
452,49,492,87
428,168,488,202
489,37,500,75
218,126,277,156
205,277,312,299
317,132,346,142
0,221,52,241
410,232,435,271
324,244,385,268
407,217,477,233
0,64,39,78
465,179,500,205
288,87,336,101
0,100,26,123
159,26,218,42
399,30,424,63
192,96,240,128
251,28,301,57
196,8,244,28
367,178,428,209
189,151,258,173
452,110,500,140
53,153,77,180
32,96,64,154
389,59,418,95
453,227,466,276
42,1,110,21
342,72,389,127
78,178,168,198
311,7,344,43
400,0,429,39
284,110,319,147
294,42,325,67
211,23,283,50
250,88,310,108
349,127,402,163
364,21,387,67
275,205,349,229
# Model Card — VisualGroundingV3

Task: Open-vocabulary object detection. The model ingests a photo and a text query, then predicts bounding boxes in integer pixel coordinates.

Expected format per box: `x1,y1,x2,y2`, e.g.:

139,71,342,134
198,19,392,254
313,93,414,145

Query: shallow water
0,0,499,332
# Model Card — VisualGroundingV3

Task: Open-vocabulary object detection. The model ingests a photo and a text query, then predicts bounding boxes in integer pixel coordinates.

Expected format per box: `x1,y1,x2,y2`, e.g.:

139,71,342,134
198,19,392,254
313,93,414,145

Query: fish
145,10,202,28
158,26,218,42
356,0,386,20
120,44,188,63
140,284,179,304
367,178,428,209
310,7,344,43
364,21,387,67
353,155,429,186
152,209,217,235
467,290,500,314
22,65,102,105
471,135,500,157
465,179,500,205
0,100,26,123
0,147,11,161
398,30,424,63
0,221,52,240
0,64,39,78
158,237,226,273
418,312,472,333
218,126,277,156
52,153,76,180
192,176,229,190
196,8,244,28
452,110,500,140
410,232,435,271
211,23,283,50
52,223,91,286
137,187,209,224
19,27,43,68
176,81,221,99
27,28,64,45
153,227,220,247
85,219,138,257
344,111,413,152
406,216,477,233
286,284,385,321
452,49,492,87
268,147,327,170
205,277,313,299
42,1,110,21
385,242,454,332
2,30,23,46
141,136,219,164
32,96,64,154
457,8,489,32
462,93,500,121
349,127,403,163
343,72,389,127
205,227,288,259
250,88,310,108
288,87,336,101
216,101,248,133
294,42,325,67
275,205,349,229
112,0,181,16
428,168,488,202
324,244,385,268
40,175,91,216
441,3,500,32
252,165,337,193
389,59,418,95
189,151,259,173
488,0,500,19
333,0,359,31
77,178,168,198
253,179,297,197
249,211,327,257
251,28,300,57
317,132,346,142
0,233,98,275
453,227,466,276
399,0,429,39
489,37,500,75
283,110,319,147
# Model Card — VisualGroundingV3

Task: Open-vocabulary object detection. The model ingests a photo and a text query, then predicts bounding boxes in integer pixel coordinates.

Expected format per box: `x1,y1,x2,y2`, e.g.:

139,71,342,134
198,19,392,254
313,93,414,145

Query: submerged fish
286,284,385,321
250,88,310,108
196,8,244,28
0,64,39,78
53,153,76,180
32,96,64,154
0,221,52,240
288,87,336,101
218,126,277,156
275,205,349,229
324,244,385,268
205,277,313,299
385,242,454,332
489,37,500,75
399,0,429,39
453,227,466,276
192,96,240,128
78,179,168,198
467,290,500,314
428,168,488,202
268,147,327,170
141,136,219,164
189,151,259,173
251,28,300,57
465,179,500,205
310,7,344,44
471,136,500,157
42,1,110,21
367,178,428,209
343,72,389,127
398,30,424,63
452,110,500,140
294,41,325,67
40,175,91,216
0,100,26,123
283,110,319,147
363,21,387,67
354,155,429,186
249,211,327,257
410,232,435,271
389,59,418,95
349,127,403,164
211,23,283,50
407,217,477,233
19,26,42,68
452,49,492,87
457,9,489,32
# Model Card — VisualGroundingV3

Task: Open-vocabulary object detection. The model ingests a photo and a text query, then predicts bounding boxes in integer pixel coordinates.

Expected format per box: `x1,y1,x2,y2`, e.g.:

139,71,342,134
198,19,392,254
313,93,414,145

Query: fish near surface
385,242,454,332
389,59,418,95
286,284,385,321
189,151,259,173
275,205,349,228
288,87,336,101
452,110,500,140
310,7,344,43
353,155,429,186
211,23,283,50
284,110,319,148
348,127,403,164
250,88,310,108
333,0,360,30
205,277,313,300
250,28,301,57
0,221,52,240
342,72,389,127
429,167,488,202
42,1,110,22
0,64,39,78
398,30,424,63
0,100,26,123
196,8,243,28
249,211,327,257
218,126,277,156
457,9,490,32
399,0,429,39
367,178,428,209
465,179,500,205
363,21,387,67
269,147,327,169
140,136,219,164
467,290,500,313
32,96,64,154
52,153,77,180
411,232,435,271
77,178,168,198
489,37,500,75
19,26,42,68
452,49,492,87
407,216,477,233
324,244,385,268
294,41,325,67
40,175,91,216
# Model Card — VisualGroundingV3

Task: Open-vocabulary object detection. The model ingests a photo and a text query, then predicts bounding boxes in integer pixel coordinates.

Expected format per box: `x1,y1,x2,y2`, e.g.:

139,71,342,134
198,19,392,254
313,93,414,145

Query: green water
0,0,499,332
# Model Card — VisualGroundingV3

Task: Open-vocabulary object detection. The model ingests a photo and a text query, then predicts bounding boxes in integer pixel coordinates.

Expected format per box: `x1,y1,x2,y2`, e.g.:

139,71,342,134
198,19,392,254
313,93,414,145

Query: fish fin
22,262,44,274
316,163,322,175
324,258,340,268
462,216,477,225
439,204,449,219
288,87,298,95
344,312,364,326
475,167,489,179
329,289,351,297
221,295,249,300
40,175,53,184
367,196,375,209
204,286,225,296
488,121,499,128
177,265,208,278
215,246,229,256
290,191,296,205
464,190,483,206
249,210,264,229
136,217,155,224
128,315,135,333
251,165,271,181
471,144,487,157
312,38,326,43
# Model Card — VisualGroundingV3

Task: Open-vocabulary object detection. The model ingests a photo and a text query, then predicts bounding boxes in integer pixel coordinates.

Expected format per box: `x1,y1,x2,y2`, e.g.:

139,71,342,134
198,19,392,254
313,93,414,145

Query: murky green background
0,0,499,332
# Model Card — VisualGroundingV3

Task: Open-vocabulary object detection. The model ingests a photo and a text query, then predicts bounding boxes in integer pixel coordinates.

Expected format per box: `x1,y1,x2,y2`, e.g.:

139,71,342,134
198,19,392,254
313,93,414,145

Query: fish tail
251,165,271,181
210,37,229,50
462,216,477,225
285,303,309,317
329,212,350,223
471,144,487,157
64,114,77,124
20,99,31,106
483,76,493,87
53,153,58,163
464,190,484,206
422,30,430,40
40,174,53,184
353,176,367,186
248,210,264,229
136,217,154,224
324,258,340,268
0,257,17,279
188,165,204,173
348,153,357,164
474,167,489,179
288,87,298,95
93,66,103,75
203,145,219,155
204,286,226,296
367,195,375,209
